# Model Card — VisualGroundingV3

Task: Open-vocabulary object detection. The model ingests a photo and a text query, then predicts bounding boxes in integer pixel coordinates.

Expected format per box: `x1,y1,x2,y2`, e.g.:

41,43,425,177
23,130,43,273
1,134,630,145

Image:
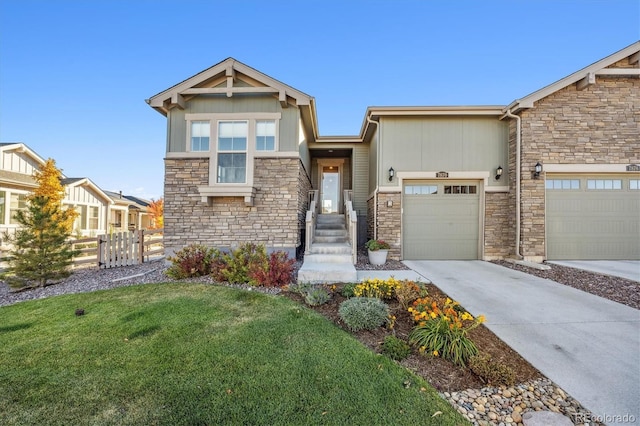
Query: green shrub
341,282,357,298
166,244,219,279
221,243,268,285
409,319,478,367
338,297,389,332
304,286,331,306
249,251,295,287
468,353,515,386
381,335,411,361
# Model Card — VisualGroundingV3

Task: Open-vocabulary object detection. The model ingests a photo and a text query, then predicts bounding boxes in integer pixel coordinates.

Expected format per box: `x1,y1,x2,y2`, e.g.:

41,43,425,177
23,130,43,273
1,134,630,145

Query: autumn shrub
338,297,389,332
394,280,428,309
248,251,295,287
220,243,268,285
353,277,402,299
381,335,411,361
469,353,516,386
166,244,219,279
408,297,485,367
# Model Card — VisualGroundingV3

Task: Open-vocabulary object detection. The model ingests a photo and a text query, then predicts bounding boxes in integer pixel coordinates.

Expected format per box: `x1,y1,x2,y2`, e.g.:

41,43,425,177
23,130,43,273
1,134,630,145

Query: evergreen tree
1,195,79,288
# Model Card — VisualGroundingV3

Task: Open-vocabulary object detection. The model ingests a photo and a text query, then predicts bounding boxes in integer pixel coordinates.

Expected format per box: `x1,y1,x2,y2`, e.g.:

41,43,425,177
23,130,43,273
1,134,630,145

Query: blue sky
1,0,638,200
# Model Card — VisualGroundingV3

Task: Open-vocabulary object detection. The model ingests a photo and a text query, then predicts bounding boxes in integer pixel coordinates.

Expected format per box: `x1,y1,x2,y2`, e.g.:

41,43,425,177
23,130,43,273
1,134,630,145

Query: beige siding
1,151,41,176
168,96,299,153
379,117,508,187
352,143,369,215
368,126,378,193
65,185,102,205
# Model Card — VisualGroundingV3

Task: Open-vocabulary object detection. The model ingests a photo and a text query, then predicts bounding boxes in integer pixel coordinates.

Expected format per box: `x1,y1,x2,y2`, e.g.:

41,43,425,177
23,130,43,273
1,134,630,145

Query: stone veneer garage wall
517,76,639,260
164,157,310,257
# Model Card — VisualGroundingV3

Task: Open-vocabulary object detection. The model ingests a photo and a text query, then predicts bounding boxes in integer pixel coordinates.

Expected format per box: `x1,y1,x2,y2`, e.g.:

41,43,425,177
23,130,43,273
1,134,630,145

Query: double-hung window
255,120,276,151
190,121,210,151
217,121,248,183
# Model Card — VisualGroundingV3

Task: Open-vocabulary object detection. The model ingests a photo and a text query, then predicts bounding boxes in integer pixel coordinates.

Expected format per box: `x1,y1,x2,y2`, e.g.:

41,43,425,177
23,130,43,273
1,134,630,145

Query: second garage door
546,175,640,260
403,181,480,260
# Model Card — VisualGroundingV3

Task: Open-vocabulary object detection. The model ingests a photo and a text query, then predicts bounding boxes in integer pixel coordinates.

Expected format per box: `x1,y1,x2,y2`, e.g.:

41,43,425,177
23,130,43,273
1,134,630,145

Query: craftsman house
147,41,639,281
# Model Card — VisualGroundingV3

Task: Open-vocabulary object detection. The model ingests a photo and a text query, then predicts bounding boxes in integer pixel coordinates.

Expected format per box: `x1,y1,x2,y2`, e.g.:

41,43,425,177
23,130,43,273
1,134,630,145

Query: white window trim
185,112,281,206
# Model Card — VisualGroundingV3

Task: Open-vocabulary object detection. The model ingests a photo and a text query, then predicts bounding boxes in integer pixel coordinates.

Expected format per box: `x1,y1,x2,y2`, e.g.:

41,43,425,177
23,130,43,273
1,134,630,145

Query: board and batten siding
167,96,300,153
1,151,41,176
379,117,508,186
352,143,369,215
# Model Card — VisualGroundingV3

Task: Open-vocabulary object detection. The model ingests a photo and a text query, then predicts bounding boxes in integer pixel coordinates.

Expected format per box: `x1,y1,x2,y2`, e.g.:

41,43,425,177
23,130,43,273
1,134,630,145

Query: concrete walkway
548,260,640,282
403,260,640,424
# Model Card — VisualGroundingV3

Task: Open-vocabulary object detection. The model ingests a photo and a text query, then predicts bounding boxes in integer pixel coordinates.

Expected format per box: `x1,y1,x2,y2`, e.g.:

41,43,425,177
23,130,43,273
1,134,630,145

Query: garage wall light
388,167,395,182
533,162,543,179
495,166,503,180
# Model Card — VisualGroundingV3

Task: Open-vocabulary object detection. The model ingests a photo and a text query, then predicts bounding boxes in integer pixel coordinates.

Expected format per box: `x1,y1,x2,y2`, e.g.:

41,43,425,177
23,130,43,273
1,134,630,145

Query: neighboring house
147,42,639,267
0,143,114,241
105,190,153,232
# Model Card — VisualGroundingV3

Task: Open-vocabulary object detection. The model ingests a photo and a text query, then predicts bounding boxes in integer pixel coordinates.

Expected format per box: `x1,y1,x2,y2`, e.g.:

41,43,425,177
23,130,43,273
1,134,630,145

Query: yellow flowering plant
408,296,486,367
353,277,402,299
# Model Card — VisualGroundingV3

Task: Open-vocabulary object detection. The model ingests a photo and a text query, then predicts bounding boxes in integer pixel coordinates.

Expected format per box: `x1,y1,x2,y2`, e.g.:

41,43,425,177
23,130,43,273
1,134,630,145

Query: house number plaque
627,164,640,172
436,171,449,178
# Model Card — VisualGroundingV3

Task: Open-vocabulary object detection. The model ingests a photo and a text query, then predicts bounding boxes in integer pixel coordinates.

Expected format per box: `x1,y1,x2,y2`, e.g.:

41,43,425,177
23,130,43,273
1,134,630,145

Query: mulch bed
283,282,541,393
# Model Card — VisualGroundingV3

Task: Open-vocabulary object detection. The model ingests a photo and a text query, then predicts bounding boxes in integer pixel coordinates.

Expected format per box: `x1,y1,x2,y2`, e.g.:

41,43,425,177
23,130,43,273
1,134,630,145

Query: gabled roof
63,178,112,205
147,57,319,142
105,190,151,210
505,41,640,113
0,142,49,170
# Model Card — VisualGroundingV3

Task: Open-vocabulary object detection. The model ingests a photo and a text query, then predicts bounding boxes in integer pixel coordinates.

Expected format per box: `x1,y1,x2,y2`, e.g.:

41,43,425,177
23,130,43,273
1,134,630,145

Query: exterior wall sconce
495,166,503,180
534,162,543,179
388,167,395,182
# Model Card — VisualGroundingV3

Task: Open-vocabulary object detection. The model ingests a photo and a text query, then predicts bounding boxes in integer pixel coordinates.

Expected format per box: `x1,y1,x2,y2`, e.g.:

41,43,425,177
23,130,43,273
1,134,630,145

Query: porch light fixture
495,166,503,180
388,167,395,182
534,162,543,179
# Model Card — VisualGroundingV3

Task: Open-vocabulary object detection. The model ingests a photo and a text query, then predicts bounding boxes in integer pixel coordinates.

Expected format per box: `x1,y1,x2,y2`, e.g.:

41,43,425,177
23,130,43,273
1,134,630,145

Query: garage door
403,181,480,260
546,175,640,260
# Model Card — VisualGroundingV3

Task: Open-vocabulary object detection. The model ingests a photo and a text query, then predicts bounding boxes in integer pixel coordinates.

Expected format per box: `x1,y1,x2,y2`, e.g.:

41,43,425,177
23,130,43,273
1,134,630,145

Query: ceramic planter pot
368,249,388,266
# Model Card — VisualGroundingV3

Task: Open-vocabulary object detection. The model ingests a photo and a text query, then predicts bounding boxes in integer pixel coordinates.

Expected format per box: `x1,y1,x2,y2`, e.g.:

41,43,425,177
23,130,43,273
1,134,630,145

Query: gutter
501,109,523,259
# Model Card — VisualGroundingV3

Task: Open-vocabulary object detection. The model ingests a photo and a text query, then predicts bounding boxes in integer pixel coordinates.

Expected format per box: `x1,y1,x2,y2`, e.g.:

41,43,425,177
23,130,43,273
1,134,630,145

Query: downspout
502,109,523,259
366,115,379,240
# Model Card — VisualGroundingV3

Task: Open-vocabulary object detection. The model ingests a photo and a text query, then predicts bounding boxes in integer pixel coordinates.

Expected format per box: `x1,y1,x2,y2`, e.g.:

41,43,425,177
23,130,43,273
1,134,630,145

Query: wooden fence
70,229,164,269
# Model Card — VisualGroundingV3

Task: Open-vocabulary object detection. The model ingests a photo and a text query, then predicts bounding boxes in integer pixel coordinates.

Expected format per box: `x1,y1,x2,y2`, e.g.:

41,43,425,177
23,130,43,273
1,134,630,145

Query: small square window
631,180,639,190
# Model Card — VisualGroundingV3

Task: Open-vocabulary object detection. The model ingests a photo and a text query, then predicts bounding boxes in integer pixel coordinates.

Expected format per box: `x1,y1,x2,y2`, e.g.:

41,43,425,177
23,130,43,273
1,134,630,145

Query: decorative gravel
442,378,604,426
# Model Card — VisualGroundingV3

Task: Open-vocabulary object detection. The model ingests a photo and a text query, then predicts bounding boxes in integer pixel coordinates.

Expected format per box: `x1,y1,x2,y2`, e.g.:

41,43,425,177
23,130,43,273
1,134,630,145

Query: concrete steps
297,214,357,284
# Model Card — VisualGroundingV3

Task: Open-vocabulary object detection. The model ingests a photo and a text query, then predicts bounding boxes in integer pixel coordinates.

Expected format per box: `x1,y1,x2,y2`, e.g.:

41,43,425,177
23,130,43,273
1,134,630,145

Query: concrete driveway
548,260,640,282
404,260,640,424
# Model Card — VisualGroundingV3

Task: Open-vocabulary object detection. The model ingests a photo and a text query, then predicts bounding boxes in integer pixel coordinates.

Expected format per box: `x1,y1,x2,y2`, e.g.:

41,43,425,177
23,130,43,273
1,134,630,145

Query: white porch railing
305,190,319,255
344,190,357,264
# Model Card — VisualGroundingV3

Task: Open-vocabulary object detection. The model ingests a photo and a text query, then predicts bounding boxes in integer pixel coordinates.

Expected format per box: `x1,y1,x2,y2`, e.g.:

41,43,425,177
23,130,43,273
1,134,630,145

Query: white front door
321,166,340,214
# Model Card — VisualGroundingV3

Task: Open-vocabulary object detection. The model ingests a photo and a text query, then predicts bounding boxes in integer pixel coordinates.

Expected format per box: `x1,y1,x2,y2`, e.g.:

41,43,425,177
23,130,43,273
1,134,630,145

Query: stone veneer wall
366,196,374,243
484,192,515,259
375,192,402,260
164,157,310,257
518,76,639,260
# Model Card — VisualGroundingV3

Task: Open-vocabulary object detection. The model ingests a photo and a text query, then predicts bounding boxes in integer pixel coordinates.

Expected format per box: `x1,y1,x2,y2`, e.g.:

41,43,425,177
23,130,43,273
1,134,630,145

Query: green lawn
0,283,465,425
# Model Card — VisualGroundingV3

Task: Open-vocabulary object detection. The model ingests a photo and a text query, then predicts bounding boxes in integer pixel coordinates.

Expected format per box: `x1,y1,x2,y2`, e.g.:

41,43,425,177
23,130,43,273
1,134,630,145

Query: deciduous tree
148,198,163,229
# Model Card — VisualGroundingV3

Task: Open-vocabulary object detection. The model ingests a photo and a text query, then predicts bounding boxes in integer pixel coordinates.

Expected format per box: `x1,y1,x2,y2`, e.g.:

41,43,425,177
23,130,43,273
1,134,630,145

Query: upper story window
587,179,622,190
190,121,210,151
256,120,276,151
629,179,639,190
217,121,248,183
